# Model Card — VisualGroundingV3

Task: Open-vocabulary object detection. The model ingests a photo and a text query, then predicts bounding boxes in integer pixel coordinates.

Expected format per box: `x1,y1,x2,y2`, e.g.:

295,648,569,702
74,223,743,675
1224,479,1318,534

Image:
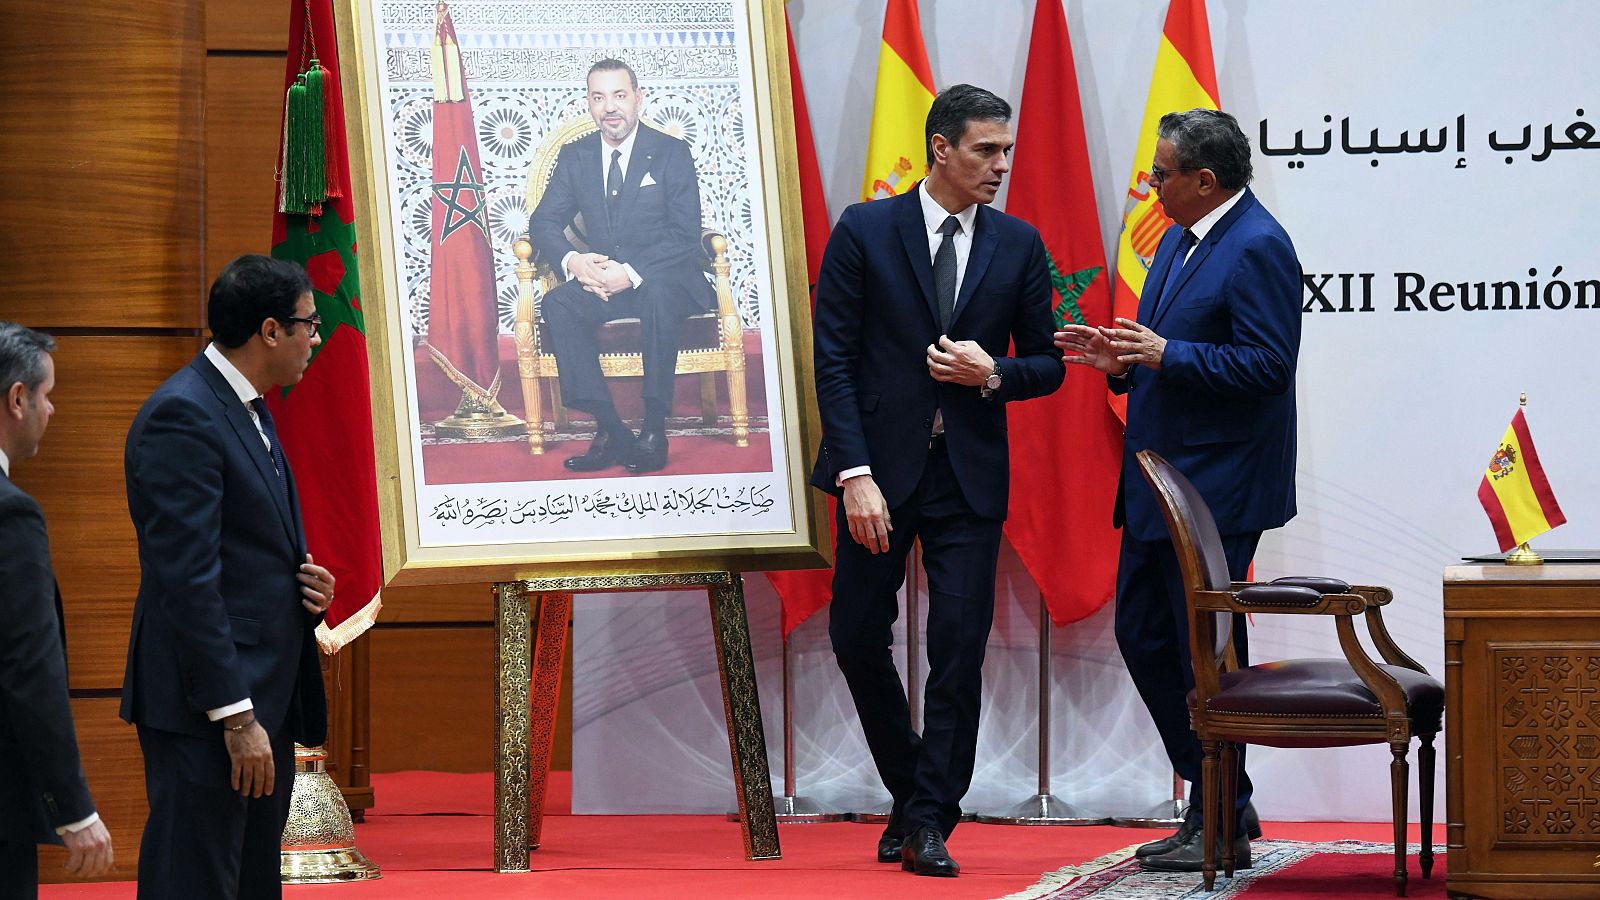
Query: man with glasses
122,254,337,899
1055,108,1302,873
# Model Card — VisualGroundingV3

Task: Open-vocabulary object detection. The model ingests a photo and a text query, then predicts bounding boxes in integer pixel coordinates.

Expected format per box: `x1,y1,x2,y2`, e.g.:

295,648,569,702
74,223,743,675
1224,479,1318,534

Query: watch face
985,373,1002,389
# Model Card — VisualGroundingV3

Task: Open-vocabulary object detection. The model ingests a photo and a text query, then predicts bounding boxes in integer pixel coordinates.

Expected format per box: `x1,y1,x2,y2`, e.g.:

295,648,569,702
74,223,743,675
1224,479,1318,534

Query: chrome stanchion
977,593,1112,825
1112,771,1187,828
851,546,920,825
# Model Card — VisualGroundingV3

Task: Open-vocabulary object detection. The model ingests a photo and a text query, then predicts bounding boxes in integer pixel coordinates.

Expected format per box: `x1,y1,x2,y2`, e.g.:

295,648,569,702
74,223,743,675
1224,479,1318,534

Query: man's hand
61,819,113,878
594,262,634,296
1099,317,1168,370
565,252,612,290
222,714,275,798
925,335,995,386
1054,324,1130,376
298,553,335,616
842,474,892,554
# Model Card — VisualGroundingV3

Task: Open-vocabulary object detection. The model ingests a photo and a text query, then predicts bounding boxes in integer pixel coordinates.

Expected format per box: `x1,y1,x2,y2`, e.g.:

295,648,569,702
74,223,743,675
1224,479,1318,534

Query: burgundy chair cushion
1191,658,1443,730
541,313,721,356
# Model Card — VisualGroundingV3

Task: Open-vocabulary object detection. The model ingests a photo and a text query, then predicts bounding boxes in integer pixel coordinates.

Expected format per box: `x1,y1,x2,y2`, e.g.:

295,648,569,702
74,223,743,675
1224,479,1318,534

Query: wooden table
1445,563,1600,898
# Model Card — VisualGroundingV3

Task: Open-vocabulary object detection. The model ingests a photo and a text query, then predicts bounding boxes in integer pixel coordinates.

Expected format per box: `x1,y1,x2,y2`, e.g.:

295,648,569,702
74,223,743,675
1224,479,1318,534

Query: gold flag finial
1520,392,1527,407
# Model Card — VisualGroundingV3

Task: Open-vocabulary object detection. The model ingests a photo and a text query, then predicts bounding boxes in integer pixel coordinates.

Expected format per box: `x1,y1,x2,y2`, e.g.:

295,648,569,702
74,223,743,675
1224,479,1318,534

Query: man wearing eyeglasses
1055,108,1302,873
121,254,337,899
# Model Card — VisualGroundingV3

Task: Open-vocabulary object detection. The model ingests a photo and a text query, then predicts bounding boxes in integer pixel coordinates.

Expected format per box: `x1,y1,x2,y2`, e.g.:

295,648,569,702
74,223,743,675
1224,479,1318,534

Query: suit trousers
136,724,296,900
0,839,38,900
828,440,1004,838
1115,528,1261,825
541,278,692,419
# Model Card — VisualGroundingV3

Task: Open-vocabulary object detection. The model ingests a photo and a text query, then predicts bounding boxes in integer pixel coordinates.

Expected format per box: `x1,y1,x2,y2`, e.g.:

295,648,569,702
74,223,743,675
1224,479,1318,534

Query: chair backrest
1135,450,1237,701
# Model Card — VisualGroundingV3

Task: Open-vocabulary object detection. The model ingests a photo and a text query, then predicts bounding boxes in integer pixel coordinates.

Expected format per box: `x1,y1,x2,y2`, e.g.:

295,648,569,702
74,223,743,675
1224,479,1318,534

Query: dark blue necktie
1155,228,1198,318
606,148,624,224
934,215,960,332
250,397,291,509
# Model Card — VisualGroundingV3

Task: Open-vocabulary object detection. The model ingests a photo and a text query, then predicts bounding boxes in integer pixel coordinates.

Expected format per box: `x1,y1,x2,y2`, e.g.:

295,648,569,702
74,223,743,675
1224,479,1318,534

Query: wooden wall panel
381,582,497,623
370,627,496,772
0,0,204,329
36,698,146,884
11,335,199,689
206,0,291,52
205,55,288,279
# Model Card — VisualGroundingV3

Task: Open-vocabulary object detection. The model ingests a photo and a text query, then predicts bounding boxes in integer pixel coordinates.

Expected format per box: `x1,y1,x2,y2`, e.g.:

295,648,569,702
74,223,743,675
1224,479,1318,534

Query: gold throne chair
512,115,749,455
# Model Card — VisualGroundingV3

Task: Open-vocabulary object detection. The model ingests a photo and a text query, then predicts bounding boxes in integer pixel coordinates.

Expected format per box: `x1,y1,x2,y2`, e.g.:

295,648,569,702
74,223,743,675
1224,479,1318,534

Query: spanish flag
1478,408,1567,552
860,0,935,202
1111,0,1219,421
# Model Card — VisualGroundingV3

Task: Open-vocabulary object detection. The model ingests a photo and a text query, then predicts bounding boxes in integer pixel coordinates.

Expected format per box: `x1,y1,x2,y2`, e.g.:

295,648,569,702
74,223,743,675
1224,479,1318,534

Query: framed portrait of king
336,0,826,584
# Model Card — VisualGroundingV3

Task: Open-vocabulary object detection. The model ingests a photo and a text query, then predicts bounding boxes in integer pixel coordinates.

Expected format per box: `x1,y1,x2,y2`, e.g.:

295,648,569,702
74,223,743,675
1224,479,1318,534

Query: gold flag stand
433,387,527,440
1505,542,1544,566
281,744,382,883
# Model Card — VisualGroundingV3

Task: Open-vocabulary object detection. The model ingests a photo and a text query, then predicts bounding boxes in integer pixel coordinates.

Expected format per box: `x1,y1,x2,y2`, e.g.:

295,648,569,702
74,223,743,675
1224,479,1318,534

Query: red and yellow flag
1110,0,1219,421
1478,407,1566,552
1002,0,1121,626
860,0,935,202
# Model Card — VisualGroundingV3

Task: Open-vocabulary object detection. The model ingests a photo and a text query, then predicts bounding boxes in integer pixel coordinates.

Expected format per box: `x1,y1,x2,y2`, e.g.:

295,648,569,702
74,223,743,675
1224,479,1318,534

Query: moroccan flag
860,0,935,202
1110,0,1219,421
1002,0,1121,626
423,2,504,402
268,0,382,651
1478,407,1567,552
767,10,838,637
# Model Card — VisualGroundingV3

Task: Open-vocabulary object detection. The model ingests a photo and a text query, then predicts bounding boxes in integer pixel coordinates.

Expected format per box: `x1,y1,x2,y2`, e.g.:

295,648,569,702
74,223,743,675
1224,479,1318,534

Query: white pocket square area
639,172,658,187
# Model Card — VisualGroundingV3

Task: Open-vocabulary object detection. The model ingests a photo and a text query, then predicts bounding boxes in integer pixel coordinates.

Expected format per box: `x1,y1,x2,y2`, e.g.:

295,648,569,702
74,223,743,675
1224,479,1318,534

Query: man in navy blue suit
812,84,1064,878
0,323,114,896
1057,108,1301,873
122,255,337,899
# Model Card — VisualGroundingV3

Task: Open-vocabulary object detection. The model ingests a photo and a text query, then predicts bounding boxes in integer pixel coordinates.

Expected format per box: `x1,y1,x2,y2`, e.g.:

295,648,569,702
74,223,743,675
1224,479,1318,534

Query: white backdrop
571,0,1600,823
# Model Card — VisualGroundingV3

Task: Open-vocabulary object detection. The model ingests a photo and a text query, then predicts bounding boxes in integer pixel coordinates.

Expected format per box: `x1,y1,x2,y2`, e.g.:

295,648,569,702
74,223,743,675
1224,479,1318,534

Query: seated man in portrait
529,57,714,475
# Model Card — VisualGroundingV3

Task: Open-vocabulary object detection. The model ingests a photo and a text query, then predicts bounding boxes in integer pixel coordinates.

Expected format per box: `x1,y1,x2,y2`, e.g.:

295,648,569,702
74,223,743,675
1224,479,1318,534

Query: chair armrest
1350,585,1394,607
1194,588,1366,616
1228,580,1264,592
1269,575,1352,594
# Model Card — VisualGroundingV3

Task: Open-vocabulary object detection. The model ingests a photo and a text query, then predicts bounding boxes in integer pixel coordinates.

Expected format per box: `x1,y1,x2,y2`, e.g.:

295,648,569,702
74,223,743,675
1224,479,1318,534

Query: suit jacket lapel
1139,229,1181,324
1149,189,1258,331
191,357,298,547
898,185,939,327
950,205,998,328
617,125,655,216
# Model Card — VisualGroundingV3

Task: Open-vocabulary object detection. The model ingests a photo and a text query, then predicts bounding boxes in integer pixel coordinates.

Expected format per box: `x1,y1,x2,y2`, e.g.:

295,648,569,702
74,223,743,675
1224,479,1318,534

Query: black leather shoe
1138,827,1252,873
624,427,668,473
900,826,959,877
1135,802,1261,859
564,427,634,472
876,834,904,863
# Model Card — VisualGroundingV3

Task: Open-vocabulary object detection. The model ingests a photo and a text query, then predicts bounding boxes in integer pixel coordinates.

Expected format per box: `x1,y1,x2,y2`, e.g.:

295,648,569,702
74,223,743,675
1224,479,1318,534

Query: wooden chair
510,115,748,456
1135,449,1444,895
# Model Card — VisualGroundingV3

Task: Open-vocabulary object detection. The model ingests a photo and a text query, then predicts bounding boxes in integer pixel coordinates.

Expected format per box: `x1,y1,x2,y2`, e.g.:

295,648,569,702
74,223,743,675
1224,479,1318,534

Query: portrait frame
335,0,827,586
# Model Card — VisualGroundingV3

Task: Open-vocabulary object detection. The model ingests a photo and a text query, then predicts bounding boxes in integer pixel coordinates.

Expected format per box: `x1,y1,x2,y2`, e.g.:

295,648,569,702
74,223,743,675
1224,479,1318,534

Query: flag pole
977,591,1111,825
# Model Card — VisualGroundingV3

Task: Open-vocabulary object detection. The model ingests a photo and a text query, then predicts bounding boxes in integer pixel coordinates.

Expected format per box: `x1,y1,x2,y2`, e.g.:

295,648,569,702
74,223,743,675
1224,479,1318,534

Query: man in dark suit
0,322,114,896
1057,108,1301,873
122,255,336,899
529,57,715,474
812,84,1064,878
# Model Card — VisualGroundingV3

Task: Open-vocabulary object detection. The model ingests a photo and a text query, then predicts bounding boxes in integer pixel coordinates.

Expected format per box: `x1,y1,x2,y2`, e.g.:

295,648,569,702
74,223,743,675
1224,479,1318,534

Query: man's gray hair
0,321,56,395
1157,108,1253,191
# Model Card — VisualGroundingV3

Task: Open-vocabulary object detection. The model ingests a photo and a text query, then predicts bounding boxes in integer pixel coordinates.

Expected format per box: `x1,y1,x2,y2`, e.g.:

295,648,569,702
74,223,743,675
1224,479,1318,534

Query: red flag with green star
266,0,382,652
1002,0,1122,625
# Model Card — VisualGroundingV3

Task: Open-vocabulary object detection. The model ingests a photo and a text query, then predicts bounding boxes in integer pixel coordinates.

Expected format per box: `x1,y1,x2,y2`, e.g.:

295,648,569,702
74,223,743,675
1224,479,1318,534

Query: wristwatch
981,365,1002,398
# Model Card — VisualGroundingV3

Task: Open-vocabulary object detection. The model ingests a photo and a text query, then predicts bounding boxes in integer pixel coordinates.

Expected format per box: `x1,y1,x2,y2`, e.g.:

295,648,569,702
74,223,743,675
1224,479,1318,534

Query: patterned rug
1000,840,1442,899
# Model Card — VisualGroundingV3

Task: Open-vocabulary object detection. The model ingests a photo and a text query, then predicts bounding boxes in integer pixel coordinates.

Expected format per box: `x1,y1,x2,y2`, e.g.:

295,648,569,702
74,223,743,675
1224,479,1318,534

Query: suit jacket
1115,188,1302,542
119,354,326,746
0,473,93,843
528,123,714,314
810,184,1064,521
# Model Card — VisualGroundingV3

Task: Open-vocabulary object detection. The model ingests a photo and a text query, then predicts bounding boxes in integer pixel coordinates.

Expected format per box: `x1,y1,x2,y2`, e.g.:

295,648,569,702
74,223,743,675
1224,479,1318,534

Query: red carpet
41,772,1446,899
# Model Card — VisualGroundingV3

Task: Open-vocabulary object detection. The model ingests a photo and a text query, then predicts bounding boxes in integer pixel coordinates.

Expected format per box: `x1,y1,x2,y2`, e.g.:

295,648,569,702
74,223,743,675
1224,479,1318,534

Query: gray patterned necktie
934,215,960,331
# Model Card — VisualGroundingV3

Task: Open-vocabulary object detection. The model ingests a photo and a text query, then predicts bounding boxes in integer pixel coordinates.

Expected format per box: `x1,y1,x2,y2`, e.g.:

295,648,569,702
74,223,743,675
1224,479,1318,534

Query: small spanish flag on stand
1478,396,1567,558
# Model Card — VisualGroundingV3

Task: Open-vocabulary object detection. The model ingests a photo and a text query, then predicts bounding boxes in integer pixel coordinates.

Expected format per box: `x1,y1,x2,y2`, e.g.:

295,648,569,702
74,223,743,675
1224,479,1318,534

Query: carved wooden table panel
1445,564,1600,898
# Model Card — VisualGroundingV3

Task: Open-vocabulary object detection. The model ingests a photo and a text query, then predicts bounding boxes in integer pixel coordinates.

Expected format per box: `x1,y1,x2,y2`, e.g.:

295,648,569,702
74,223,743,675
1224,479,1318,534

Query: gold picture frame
334,0,826,586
